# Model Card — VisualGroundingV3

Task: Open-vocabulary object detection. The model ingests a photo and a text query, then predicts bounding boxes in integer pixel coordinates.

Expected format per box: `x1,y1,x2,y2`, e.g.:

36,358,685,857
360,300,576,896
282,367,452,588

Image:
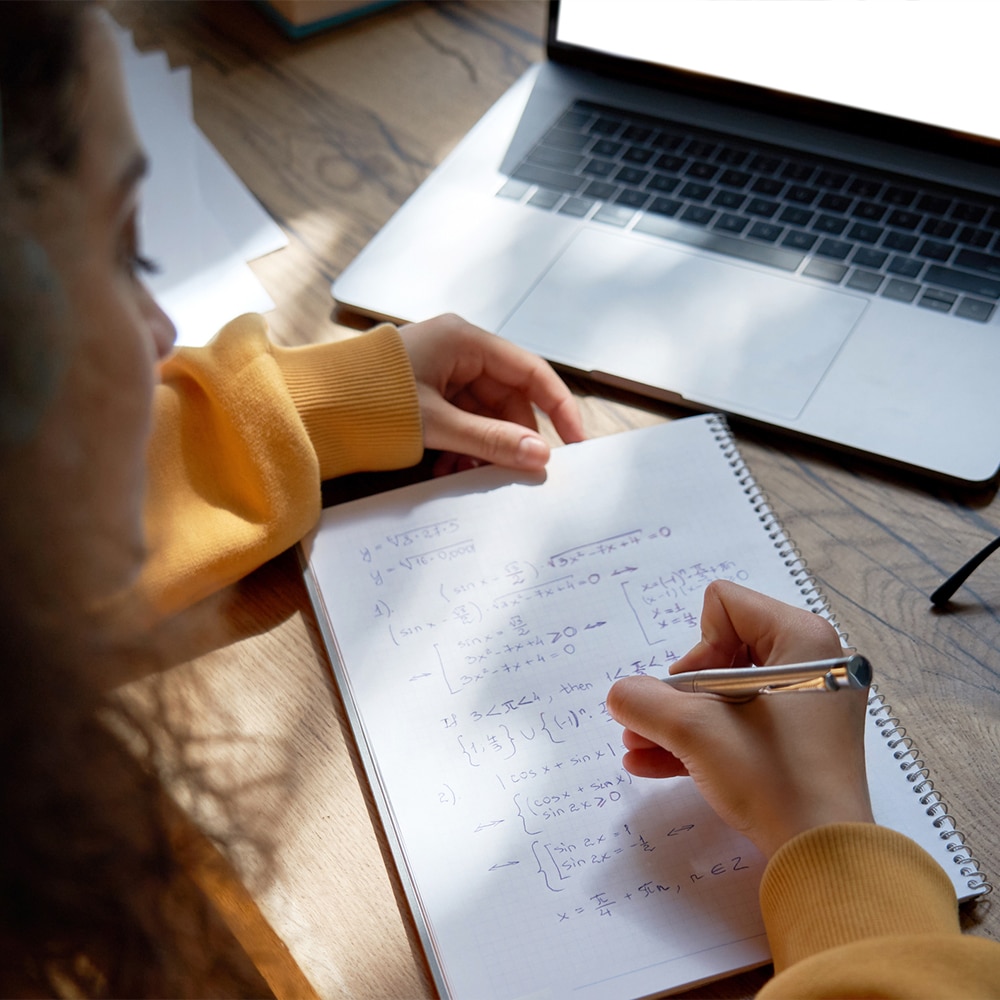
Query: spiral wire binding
867,687,991,895
708,413,991,898
707,414,848,646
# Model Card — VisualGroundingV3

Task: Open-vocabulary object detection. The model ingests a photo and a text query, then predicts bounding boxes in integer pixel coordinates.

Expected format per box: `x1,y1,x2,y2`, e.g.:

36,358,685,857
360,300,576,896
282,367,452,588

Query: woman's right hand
606,581,875,858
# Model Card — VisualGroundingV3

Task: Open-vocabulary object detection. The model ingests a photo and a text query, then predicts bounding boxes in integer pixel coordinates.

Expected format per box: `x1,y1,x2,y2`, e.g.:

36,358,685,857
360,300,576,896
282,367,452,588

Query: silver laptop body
334,0,1000,487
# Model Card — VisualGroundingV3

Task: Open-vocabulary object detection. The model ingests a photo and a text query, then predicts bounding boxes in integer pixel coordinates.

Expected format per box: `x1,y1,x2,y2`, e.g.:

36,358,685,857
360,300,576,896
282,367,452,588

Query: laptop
333,0,1000,488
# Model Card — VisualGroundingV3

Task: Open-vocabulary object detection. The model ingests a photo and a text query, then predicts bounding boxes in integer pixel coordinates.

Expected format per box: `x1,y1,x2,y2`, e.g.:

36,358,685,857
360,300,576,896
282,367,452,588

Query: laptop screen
551,0,1000,152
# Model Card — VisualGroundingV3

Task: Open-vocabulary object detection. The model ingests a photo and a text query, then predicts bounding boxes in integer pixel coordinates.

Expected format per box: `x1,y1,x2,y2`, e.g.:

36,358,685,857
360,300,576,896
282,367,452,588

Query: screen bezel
546,0,1000,169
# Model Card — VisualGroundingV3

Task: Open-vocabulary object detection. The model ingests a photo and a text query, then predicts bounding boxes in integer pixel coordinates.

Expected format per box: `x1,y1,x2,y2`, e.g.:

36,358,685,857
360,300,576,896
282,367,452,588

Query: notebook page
304,414,829,998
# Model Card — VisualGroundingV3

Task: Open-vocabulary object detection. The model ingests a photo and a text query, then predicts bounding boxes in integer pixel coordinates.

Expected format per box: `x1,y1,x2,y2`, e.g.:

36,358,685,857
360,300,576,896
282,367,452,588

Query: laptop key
814,214,848,234
527,188,562,209
712,189,746,209
786,185,819,204
716,147,749,166
916,194,952,215
884,185,918,206
748,221,783,242
818,192,852,212
654,153,686,171
853,247,888,268
886,209,920,229
957,226,992,248
953,202,988,224
558,196,595,217
783,230,817,250
591,138,623,157
582,158,616,178
633,212,804,271
804,259,848,283
647,173,681,193
916,239,953,262
847,222,883,243
616,189,650,209
955,297,996,321
882,278,921,302
953,247,1000,276
583,180,618,200
648,196,683,217
719,169,751,187
615,165,649,185
680,205,715,225
924,264,1000,299
746,197,780,218
752,177,784,196
687,161,720,180
884,231,918,252
779,206,813,226
815,238,852,260
497,178,532,200
590,116,623,136
853,201,886,221
679,181,713,201
848,177,882,198
846,269,884,292
815,169,849,190
918,289,958,312
623,146,655,165
593,204,637,227
528,146,584,170
887,255,923,277
512,163,583,193
922,218,957,239
543,129,593,152
714,213,749,234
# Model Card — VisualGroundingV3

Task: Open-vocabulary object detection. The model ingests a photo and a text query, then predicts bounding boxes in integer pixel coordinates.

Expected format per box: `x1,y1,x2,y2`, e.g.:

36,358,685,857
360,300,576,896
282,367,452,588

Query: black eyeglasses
930,533,1000,608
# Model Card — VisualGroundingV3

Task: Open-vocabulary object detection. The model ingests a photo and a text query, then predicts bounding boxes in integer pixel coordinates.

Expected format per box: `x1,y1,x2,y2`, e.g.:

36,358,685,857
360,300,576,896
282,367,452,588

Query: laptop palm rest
499,228,867,420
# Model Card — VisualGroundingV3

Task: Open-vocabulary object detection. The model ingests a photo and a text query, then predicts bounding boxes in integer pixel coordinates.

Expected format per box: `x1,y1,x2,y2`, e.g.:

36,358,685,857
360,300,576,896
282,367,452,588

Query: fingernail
516,436,549,467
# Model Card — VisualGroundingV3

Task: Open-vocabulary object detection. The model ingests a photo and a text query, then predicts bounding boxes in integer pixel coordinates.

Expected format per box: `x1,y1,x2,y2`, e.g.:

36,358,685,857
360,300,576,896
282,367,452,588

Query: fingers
448,323,585,447
606,595,873,858
672,581,843,675
399,315,586,471
417,385,553,471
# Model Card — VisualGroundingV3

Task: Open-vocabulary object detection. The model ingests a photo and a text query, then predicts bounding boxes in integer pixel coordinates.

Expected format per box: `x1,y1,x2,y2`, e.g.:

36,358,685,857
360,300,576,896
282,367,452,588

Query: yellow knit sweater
760,824,1000,998
138,314,422,617
134,315,1000,996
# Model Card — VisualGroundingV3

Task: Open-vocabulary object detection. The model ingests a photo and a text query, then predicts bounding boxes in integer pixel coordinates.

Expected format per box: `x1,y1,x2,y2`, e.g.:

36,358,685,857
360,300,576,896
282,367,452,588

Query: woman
4,2,997,997
0,2,584,994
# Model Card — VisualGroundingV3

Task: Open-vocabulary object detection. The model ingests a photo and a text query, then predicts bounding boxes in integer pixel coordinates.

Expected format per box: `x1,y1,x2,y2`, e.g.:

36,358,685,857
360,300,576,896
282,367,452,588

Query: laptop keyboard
498,99,1000,323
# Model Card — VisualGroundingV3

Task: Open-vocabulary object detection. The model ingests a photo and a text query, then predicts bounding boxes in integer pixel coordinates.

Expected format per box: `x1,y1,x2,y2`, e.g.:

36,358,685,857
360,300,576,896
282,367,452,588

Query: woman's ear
0,219,67,446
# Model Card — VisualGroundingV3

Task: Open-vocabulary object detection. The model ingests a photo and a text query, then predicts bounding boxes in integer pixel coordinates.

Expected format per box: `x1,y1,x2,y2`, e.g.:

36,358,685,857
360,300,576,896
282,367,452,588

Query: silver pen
661,654,872,700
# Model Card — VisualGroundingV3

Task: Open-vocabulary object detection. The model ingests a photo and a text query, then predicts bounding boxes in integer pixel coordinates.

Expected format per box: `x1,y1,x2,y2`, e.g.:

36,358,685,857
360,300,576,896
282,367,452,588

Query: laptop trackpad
500,228,867,420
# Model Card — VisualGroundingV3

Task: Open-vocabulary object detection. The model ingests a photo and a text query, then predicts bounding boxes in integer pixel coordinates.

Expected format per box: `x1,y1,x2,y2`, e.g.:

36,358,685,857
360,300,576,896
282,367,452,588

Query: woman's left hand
399,313,586,474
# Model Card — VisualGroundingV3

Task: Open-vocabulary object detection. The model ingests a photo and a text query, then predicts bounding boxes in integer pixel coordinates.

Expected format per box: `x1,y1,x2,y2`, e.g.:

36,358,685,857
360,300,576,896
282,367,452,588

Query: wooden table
113,2,1000,997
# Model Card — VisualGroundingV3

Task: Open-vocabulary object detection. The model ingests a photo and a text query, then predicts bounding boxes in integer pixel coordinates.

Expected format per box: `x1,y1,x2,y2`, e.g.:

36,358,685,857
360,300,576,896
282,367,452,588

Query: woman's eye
131,253,160,277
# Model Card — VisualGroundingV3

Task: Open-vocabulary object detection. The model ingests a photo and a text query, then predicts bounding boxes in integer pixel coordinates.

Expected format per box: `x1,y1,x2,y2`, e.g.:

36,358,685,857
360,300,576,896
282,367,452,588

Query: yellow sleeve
137,314,422,618
758,823,1000,999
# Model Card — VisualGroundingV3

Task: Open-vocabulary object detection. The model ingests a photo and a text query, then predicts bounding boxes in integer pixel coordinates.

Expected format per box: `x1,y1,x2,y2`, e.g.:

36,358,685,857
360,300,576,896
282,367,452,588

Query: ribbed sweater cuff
273,325,422,479
760,823,959,971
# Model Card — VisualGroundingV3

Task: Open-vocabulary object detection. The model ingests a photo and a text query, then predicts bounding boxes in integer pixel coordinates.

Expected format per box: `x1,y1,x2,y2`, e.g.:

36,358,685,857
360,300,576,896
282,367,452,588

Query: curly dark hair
0,0,89,181
0,4,276,995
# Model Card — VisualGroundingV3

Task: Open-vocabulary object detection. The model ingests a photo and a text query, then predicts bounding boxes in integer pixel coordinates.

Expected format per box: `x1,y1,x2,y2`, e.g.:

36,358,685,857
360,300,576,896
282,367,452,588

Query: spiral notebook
301,413,989,1000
